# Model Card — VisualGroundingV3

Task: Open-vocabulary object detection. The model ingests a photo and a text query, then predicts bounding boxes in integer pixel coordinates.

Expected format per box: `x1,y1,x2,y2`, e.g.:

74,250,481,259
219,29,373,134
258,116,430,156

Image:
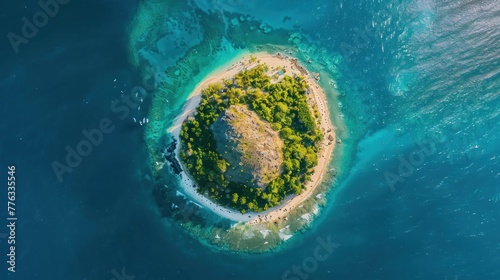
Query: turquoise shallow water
1,0,498,279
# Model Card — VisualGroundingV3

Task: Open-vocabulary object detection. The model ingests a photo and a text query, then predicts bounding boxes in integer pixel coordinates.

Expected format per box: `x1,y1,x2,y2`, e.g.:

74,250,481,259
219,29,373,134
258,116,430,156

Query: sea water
1,0,498,279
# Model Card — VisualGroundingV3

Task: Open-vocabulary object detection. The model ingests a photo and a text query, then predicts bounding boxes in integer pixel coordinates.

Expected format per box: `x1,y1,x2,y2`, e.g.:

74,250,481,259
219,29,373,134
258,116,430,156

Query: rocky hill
211,105,283,189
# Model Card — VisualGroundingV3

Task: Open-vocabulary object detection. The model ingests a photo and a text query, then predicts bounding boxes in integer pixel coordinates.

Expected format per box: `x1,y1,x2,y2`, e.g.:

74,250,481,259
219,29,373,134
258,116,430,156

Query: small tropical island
128,1,348,252
169,53,336,225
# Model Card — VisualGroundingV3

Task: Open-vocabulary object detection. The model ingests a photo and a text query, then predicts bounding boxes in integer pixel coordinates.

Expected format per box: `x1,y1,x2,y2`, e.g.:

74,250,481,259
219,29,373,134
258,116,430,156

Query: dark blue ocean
1,0,498,279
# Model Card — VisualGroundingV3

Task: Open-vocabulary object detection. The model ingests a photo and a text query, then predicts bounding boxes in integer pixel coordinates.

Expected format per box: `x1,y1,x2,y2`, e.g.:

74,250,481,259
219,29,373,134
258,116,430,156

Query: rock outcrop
211,105,283,189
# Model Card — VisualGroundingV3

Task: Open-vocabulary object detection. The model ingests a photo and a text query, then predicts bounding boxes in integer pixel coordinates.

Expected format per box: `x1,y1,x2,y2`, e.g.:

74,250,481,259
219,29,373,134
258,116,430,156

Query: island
169,53,336,225
127,1,349,252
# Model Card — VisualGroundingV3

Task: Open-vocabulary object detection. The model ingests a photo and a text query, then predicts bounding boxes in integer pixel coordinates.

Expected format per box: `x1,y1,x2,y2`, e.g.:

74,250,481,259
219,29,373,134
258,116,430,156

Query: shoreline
168,52,336,225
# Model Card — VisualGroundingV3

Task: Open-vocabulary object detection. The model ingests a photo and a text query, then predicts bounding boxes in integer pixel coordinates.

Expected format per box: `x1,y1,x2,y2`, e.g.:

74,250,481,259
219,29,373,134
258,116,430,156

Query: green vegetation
179,63,323,213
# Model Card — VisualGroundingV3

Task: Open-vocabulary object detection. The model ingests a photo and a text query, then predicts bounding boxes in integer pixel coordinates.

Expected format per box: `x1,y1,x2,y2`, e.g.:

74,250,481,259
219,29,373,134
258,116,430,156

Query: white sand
168,53,336,225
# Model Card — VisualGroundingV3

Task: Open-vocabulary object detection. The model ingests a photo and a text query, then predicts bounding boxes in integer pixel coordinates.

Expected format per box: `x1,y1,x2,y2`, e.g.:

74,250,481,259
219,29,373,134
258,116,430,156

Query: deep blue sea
1,0,498,279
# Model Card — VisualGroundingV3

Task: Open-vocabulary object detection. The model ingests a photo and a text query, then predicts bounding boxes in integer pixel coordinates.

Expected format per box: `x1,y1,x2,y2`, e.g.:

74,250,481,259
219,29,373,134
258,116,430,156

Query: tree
239,196,247,205
217,159,228,173
281,127,293,139
304,152,317,169
271,123,282,131
232,193,239,204
276,102,289,113
297,101,315,132
247,202,255,210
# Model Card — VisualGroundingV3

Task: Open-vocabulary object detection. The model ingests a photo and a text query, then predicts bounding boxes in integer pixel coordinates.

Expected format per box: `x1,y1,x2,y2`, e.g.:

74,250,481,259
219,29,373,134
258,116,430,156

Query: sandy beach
168,52,336,224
